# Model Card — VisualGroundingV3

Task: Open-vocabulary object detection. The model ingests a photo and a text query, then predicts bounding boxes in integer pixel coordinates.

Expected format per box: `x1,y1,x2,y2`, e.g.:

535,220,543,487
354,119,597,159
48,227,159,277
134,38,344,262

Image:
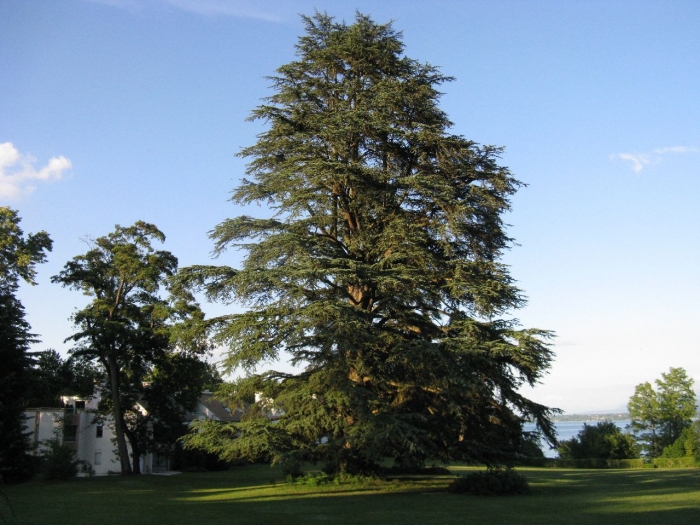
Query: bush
557,421,638,461
653,457,696,469
41,438,81,480
281,458,304,480
448,469,530,496
607,459,644,469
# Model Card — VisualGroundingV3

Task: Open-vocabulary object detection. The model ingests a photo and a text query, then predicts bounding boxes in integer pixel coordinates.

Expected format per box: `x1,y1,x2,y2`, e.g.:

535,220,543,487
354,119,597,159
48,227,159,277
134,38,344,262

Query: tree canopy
628,367,696,457
557,421,638,461
53,221,210,474
180,12,555,474
0,207,52,482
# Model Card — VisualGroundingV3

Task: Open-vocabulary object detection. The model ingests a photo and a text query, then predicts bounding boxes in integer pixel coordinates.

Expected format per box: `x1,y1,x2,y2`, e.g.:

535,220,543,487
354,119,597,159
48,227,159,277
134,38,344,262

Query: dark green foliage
40,436,81,480
447,468,530,496
25,350,100,408
0,207,52,484
518,431,546,459
628,368,696,457
53,222,210,475
382,464,452,475
557,421,638,462
170,443,232,472
661,420,700,459
179,12,555,474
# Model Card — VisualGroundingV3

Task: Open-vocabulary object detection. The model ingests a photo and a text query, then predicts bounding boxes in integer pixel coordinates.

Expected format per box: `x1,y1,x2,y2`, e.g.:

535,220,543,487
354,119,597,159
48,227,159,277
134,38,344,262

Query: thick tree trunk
107,354,133,475
125,428,142,474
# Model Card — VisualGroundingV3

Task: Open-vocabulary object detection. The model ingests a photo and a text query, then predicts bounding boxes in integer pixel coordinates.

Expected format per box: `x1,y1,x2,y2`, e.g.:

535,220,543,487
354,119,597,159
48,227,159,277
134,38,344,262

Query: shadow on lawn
5,467,700,525
162,469,700,525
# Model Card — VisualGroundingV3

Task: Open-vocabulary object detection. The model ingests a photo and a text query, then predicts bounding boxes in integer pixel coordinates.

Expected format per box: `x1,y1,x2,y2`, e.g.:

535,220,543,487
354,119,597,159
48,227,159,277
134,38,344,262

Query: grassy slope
2,465,700,525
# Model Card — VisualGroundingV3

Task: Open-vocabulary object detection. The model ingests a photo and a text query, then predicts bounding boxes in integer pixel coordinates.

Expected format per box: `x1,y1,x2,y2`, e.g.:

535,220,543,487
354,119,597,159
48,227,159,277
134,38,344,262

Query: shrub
653,457,696,469
41,438,80,480
557,421,638,461
281,458,304,480
607,459,644,469
448,469,530,496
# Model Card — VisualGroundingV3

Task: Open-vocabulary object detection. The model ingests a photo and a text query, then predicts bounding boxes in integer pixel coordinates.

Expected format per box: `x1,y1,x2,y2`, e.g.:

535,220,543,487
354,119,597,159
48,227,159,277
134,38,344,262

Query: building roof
197,393,244,422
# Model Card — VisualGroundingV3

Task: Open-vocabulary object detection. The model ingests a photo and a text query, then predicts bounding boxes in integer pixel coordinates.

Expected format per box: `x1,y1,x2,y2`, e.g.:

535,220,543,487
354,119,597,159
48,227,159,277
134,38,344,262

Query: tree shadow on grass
154,468,700,525
6,467,700,525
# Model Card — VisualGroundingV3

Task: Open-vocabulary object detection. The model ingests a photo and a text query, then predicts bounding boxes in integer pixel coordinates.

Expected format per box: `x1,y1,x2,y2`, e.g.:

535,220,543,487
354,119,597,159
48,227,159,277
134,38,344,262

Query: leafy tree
0,207,52,483
557,421,638,461
25,349,100,408
179,13,555,474
628,367,696,457
128,353,218,463
52,222,209,475
661,420,700,459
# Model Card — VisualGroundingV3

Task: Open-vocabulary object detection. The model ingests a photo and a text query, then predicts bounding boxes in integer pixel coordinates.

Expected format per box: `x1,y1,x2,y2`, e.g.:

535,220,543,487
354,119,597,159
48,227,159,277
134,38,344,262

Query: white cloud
0,142,72,200
653,146,700,155
80,0,282,22
612,146,699,173
615,152,651,173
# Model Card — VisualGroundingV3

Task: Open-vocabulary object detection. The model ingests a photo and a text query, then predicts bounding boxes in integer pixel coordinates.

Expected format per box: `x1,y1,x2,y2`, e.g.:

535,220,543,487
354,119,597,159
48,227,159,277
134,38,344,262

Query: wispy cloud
80,0,283,22
612,146,699,173
0,142,72,200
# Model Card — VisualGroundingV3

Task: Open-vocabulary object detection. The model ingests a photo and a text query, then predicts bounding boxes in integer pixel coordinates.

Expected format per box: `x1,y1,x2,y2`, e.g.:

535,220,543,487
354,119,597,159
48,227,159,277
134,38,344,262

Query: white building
23,392,250,475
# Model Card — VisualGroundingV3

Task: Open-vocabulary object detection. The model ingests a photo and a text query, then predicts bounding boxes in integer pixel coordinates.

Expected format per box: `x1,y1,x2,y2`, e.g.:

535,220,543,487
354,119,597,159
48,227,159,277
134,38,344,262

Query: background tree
628,367,696,457
0,207,52,483
123,353,219,466
180,13,555,474
557,421,638,461
25,349,99,408
660,420,700,460
52,221,209,474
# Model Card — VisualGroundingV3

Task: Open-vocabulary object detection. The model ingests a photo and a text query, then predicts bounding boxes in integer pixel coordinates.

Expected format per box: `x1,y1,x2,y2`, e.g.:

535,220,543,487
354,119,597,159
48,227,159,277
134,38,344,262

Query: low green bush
447,468,530,496
41,438,81,480
607,459,644,469
554,458,608,469
653,457,696,469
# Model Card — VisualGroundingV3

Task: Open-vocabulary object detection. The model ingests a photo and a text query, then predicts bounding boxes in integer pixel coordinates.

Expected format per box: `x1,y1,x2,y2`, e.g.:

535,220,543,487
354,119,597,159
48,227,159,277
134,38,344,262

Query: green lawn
2,465,700,524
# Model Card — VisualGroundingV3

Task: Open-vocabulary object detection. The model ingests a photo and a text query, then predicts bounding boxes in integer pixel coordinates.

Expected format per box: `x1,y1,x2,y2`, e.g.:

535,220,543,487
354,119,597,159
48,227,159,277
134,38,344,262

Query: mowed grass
2,465,700,525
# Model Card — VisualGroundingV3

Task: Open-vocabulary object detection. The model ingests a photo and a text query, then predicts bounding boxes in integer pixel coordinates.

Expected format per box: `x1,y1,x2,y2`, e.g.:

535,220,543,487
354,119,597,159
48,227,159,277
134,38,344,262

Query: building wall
23,405,154,476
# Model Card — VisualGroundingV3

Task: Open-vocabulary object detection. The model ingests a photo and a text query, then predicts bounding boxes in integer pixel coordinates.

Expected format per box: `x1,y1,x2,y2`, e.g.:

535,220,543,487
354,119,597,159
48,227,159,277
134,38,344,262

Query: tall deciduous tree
628,367,696,457
53,221,209,474
0,207,52,483
180,13,555,473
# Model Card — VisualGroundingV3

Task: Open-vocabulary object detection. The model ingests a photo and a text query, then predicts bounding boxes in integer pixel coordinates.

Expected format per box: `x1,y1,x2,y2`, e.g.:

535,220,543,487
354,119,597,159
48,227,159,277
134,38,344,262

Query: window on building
96,424,103,438
94,450,102,466
63,424,78,442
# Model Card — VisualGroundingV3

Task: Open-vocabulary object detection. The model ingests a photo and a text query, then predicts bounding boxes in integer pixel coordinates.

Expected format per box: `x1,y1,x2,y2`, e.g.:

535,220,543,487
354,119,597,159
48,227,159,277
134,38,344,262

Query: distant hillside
552,413,630,422
553,410,700,423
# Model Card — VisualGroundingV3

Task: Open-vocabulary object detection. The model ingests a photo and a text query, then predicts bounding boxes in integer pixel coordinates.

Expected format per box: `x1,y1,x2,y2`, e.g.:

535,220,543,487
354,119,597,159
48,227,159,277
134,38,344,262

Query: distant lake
524,420,633,458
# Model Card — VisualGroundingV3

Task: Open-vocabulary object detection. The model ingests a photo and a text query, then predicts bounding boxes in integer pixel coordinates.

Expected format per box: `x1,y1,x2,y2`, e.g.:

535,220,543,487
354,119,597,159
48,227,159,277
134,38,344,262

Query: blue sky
2,0,699,413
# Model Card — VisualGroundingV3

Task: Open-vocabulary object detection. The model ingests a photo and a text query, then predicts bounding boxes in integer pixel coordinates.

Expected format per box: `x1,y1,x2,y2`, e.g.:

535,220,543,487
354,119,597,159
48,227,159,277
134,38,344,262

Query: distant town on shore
553,413,630,422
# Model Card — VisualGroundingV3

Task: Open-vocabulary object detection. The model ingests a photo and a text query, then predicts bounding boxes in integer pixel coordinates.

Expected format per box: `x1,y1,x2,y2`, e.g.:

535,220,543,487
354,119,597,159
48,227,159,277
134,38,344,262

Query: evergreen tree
0,207,52,483
180,12,555,473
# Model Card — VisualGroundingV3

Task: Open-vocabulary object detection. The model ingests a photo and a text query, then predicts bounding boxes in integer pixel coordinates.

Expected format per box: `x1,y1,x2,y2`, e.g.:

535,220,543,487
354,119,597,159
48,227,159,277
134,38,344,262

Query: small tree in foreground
180,12,556,474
